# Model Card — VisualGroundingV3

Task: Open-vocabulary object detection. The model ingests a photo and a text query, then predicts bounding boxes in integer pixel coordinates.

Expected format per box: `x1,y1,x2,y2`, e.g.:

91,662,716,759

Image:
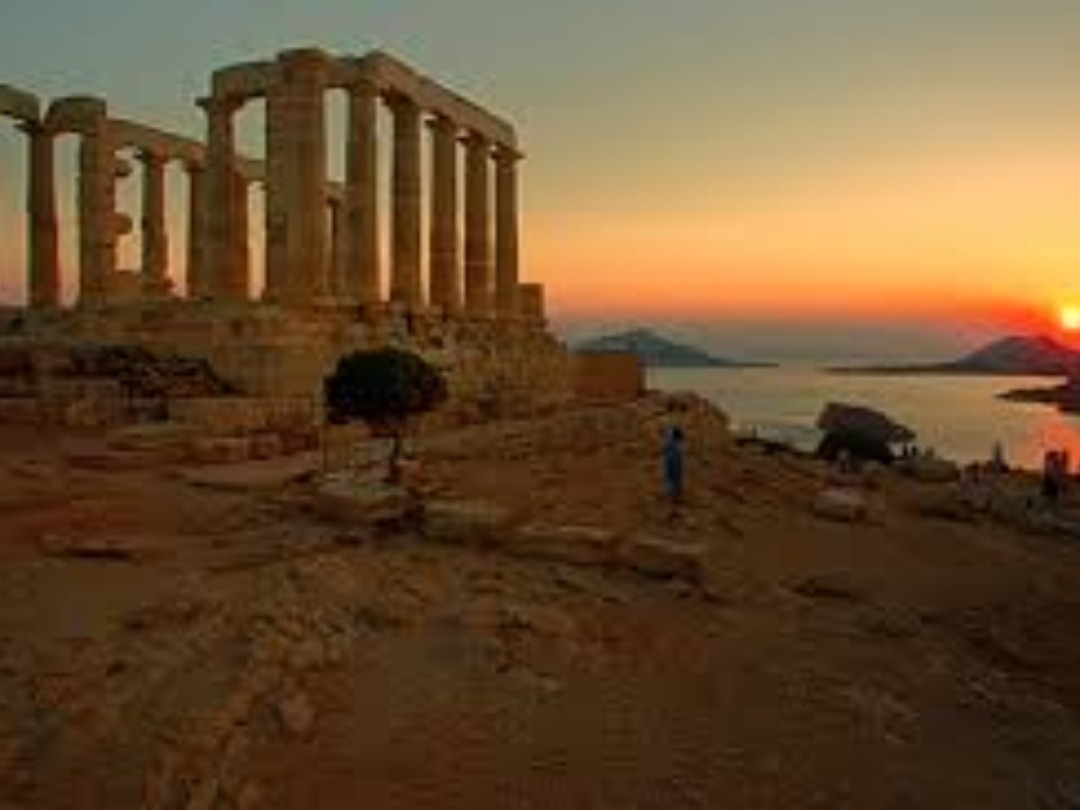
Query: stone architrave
344,78,380,306
24,123,59,308
199,94,243,300
184,161,206,298
464,132,492,315
428,115,460,314
389,93,423,309
139,149,171,298
494,146,521,318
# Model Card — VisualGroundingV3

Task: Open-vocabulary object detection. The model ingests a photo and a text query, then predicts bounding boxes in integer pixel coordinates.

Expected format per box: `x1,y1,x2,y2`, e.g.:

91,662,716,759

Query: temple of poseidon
0,48,615,437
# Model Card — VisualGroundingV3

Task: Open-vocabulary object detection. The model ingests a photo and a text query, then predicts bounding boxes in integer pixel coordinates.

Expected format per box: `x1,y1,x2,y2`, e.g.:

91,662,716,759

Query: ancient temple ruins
0,48,566,411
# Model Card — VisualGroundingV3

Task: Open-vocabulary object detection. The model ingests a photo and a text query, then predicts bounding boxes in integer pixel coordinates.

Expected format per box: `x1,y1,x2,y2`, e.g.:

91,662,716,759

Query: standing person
1042,450,1061,508
663,424,685,513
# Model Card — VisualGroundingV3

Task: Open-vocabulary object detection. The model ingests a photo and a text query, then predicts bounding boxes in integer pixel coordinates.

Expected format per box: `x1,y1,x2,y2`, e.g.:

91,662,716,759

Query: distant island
575,328,775,369
828,335,1080,377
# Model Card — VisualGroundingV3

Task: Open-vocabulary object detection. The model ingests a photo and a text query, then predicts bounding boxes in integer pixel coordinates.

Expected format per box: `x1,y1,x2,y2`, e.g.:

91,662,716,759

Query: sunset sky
2,0,1080,360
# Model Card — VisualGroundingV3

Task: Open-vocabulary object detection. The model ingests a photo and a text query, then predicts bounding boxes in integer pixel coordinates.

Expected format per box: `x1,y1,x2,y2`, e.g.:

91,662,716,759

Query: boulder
620,534,707,582
507,524,620,567
817,402,915,445
422,499,516,546
812,488,869,522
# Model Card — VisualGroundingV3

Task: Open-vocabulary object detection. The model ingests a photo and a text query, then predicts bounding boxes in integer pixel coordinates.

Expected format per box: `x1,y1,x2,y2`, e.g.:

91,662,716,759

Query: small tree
324,348,448,482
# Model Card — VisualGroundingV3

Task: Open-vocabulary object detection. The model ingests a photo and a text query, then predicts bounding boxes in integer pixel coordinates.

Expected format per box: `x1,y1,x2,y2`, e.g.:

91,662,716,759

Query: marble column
428,115,460,314
464,133,492,315
263,82,288,302
328,195,343,297
228,169,250,301
139,150,170,299
77,118,117,306
389,94,422,308
184,161,206,299
24,124,59,309
494,146,521,318
344,79,380,305
199,94,242,300
276,49,330,304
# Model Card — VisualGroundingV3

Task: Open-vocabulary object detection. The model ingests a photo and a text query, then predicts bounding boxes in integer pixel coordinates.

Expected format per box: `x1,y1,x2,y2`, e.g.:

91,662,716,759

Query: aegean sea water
648,366,1080,471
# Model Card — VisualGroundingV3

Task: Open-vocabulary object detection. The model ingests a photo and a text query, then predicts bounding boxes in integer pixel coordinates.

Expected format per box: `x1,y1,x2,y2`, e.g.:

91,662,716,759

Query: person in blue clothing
663,424,685,508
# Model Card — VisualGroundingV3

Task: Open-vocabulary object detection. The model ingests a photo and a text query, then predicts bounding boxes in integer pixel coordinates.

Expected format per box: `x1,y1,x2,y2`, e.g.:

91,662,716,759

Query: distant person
1042,450,1062,507
663,424,685,509
990,441,1007,473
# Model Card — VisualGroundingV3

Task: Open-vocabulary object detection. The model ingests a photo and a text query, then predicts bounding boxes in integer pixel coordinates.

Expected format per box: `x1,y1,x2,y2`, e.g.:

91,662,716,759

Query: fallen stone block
506,524,620,567
620,534,707,583
249,432,285,460
422,499,516,546
312,476,411,526
188,436,251,465
812,488,868,522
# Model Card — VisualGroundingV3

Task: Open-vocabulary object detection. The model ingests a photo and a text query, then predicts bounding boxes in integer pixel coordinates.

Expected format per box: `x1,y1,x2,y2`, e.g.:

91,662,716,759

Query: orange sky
2,1,1080,359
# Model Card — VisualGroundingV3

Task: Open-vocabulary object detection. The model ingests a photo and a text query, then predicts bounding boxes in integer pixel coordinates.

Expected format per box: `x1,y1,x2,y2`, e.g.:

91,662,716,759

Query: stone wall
1,302,572,427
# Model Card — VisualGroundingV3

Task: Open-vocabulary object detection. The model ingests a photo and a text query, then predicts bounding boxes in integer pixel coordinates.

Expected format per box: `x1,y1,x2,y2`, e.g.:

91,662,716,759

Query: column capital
384,91,419,115
346,76,380,99
427,114,458,136
197,93,245,117
493,144,524,165
136,148,167,167
461,130,490,150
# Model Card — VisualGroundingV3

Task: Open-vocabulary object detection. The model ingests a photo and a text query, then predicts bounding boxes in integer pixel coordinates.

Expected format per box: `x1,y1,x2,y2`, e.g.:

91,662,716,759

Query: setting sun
1061,305,1080,332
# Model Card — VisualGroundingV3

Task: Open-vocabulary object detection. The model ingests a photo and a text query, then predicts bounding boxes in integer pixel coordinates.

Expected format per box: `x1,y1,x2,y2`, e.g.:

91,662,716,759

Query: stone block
507,523,620,567
620,534,707,582
189,436,251,465
249,432,285,460
422,499,516,546
312,476,411,526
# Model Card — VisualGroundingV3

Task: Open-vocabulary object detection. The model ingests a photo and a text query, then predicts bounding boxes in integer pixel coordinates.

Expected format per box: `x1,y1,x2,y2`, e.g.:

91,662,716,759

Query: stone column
328,195,343,297
24,124,59,309
199,94,243,300
139,150,171,299
344,78,380,305
517,282,545,322
184,161,206,299
228,169,250,301
263,49,331,306
464,133,492,315
389,94,423,308
494,146,521,318
77,117,118,306
428,115,460,314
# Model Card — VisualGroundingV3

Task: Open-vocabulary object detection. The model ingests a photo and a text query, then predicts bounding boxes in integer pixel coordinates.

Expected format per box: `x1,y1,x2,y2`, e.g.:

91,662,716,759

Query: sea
648,366,1080,471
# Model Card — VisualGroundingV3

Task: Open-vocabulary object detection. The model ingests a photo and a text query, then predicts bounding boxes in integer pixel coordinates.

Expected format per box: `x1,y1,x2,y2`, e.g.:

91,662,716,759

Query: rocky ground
2,397,1080,809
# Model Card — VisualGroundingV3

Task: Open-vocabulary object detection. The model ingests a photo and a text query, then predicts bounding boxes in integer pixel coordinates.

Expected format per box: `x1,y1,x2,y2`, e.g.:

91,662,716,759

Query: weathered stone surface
422,499,516,545
312,475,410,525
188,436,251,465
507,523,620,566
179,452,319,492
812,488,868,522
901,456,961,483
620,534,707,582
277,691,315,737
